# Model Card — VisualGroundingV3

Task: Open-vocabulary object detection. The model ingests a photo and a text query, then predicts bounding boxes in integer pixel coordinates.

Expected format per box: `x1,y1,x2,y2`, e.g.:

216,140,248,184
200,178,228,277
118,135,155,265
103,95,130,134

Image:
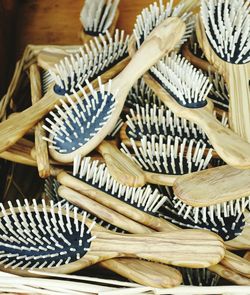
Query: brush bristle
43,78,117,154
150,53,212,108
133,0,195,49
125,78,163,109
121,136,213,176
201,0,250,64
49,30,129,94
72,156,167,215
80,0,120,34
158,186,246,242
0,199,95,270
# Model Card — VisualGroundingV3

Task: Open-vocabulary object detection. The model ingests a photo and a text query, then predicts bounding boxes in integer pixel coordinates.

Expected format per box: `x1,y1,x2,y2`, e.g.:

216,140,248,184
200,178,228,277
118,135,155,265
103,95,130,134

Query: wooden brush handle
209,264,250,285
58,185,153,234
30,64,51,178
96,141,146,187
89,229,224,268
173,165,250,207
144,72,250,169
57,171,176,232
144,172,177,186
221,251,250,277
226,63,250,142
110,17,186,94
99,258,182,288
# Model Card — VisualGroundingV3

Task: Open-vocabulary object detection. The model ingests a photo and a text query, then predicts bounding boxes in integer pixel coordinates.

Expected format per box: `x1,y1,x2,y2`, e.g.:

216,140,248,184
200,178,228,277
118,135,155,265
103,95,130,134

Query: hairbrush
58,183,248,283
0,199,224,275
0,29,130,153
173,164,250,221
39,17,186,163
158,185,249,247
46,182,183,288
197,0,250,142
120,135,213,186
80,0,120,43
142,52,250,169
41,66,143,187
120,103,227,153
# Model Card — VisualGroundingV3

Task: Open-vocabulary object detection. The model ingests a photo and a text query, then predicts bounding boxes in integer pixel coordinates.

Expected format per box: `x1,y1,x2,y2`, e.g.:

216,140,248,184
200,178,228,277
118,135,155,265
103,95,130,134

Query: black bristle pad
0,205,92,270
125,104,211,147
201,0,250,64
157,186,245,242
48,91,115,154
177,267,220,286
73,157,167,216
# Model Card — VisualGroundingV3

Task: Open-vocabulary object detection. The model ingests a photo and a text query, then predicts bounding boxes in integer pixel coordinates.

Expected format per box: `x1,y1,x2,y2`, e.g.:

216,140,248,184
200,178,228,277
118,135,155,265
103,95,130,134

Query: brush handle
57,171,176,232
88,229,224,269
196,15,250,143
209,264,250,286
111,17,185,94
0,87,64,153
144,172,177,186
30,64,51,178
96,141,146,187
58,185,153,234
221,251,250,277
226,63,250,142
99,258,182,288
173,165,250,207
144,72,250,169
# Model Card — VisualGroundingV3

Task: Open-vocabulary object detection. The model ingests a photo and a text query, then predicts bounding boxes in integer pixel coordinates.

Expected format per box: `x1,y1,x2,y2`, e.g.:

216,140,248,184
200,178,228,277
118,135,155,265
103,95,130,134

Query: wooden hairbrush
197,0,250,142
0,200,224,276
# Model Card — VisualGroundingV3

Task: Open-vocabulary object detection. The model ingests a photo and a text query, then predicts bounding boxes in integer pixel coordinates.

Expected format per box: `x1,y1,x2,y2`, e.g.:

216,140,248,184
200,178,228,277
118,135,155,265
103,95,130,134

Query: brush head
49,30,129,95
177,267,220,286
43,78,118,160
121,136,213,176
72,156,167,216
0,199,96,271
158,186,245,242
123,104,227,149
133,0,194,50
149,53,212,108
125,78,163,109
200,0,250,64
80,0,120,35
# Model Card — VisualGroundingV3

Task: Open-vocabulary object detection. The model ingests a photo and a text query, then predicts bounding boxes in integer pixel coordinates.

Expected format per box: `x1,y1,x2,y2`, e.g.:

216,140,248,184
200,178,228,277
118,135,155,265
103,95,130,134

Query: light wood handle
226,63,250,142
58,185,153,234
144,72,250,169
145,172,177,186
173,165,250,207
89,229,225,268
221,251,250,277
30,64,51,178
208,264,250,286
110,17,186,94
57,171,176,232
96,141,146,187
99,258,182,288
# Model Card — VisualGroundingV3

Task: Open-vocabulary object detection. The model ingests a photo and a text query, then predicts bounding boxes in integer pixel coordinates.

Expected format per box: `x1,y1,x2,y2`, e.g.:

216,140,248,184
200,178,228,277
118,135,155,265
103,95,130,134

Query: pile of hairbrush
0,0,249,293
